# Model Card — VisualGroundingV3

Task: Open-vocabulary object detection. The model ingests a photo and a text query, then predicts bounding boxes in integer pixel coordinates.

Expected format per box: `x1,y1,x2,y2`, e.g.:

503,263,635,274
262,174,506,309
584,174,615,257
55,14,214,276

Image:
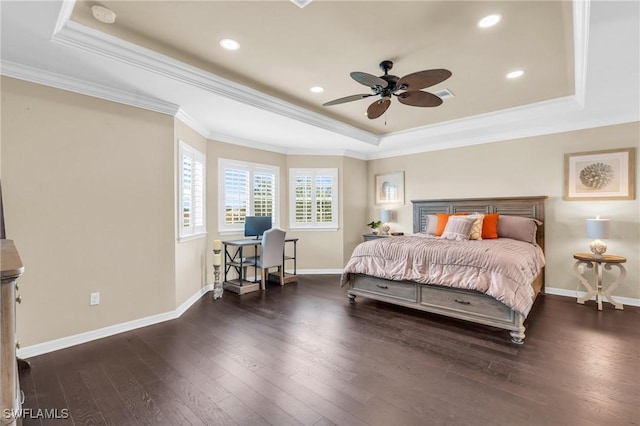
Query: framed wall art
375,171,405,205
564,148,635,200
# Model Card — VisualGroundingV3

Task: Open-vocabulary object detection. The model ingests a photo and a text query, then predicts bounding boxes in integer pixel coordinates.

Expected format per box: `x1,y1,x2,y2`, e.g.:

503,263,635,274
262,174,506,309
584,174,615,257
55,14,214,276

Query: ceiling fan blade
350,72,388,89
366,98,391,119
322,94,374,106
397,69,452,90
397,91,443,107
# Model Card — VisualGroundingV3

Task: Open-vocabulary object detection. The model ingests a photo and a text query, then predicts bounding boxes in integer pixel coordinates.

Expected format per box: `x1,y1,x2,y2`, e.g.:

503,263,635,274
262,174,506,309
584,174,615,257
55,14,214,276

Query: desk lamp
586,216,610,258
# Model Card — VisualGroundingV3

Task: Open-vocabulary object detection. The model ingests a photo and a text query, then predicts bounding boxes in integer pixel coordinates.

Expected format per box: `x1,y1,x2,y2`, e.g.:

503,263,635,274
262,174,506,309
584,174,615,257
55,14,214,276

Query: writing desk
223,238,298,294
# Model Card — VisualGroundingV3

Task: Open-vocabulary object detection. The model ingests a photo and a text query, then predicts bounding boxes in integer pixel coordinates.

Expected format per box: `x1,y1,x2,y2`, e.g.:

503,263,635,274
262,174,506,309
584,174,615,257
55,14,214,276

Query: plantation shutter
289,168,338,229
315,174,333,223
218,159,279,233
182,154,193,229
253,172,275,217
295,175,313,223
224,167,250,225
178,141,206,240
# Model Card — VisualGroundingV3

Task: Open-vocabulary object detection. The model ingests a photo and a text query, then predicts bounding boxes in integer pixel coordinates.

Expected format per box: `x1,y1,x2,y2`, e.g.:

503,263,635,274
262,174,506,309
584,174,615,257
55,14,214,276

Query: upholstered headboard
412,196,547,251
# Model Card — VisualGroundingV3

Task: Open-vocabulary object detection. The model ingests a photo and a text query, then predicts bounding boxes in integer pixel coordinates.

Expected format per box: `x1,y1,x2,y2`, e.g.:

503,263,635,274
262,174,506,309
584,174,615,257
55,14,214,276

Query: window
218,158,279,233
289,168,338,230
178,141,206,240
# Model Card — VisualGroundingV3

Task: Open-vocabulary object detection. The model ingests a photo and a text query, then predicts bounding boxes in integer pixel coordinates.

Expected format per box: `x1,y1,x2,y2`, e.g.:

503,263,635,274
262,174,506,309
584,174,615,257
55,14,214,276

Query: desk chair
255,228,286,290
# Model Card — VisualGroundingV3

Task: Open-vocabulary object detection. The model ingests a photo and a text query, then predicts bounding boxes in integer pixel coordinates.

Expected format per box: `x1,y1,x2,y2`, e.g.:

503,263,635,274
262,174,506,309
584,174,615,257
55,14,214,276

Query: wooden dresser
1,240,24,426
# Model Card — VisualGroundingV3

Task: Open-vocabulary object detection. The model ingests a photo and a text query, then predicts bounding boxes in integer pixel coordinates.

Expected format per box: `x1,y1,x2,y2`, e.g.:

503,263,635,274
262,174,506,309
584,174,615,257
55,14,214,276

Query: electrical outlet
578,264,585,274
90,292,100,306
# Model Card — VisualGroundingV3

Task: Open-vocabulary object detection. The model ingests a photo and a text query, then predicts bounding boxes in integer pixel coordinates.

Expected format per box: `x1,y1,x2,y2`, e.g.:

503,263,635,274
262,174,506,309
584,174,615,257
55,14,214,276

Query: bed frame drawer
419,285,513,321
352,277,417,302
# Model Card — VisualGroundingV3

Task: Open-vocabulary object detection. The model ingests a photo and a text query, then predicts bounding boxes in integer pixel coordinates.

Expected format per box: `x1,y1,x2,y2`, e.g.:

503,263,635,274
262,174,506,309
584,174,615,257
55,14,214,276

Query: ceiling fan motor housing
380,75,399,94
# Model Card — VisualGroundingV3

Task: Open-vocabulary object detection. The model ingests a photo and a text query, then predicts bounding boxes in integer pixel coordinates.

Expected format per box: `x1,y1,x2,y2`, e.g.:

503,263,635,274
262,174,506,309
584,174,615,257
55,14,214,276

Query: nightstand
362,233,404,242
572,253,626,311
362,233,391,242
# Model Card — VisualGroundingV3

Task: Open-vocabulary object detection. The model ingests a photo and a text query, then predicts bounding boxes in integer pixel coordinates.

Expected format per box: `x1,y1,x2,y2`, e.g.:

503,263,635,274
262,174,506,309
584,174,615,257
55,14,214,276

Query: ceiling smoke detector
91,5,116,24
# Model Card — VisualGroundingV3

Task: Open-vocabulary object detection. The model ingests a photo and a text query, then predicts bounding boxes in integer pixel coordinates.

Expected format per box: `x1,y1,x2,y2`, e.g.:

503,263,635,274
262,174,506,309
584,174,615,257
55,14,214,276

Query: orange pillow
435,212,468,236
482,213,499,239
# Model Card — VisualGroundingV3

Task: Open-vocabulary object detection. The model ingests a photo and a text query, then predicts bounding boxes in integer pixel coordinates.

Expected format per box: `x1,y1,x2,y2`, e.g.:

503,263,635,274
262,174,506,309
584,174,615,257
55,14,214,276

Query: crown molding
52,0,76,36
50,13,379,146
573,0,590,107
16,0,629,162
175,109,210,139
208,130,290,155
0,60,179,116
285,148,370,160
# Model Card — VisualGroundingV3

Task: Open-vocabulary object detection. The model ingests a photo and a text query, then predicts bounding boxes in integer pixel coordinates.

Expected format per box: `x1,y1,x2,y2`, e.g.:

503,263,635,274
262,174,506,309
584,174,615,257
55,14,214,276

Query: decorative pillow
481,213,499,239
441,216,476,241
497,215,542,245
435,212,468,236
468,214,484,240
423,214,438,235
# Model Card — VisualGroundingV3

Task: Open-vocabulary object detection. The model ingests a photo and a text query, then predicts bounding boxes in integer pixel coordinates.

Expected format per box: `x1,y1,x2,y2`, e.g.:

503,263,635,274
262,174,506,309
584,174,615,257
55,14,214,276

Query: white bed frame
347,196,547,344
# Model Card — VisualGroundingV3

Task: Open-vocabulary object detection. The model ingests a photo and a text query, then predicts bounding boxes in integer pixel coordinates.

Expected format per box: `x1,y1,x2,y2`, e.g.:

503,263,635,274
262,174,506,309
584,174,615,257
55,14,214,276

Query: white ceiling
68,0,575,135
1,1,638,159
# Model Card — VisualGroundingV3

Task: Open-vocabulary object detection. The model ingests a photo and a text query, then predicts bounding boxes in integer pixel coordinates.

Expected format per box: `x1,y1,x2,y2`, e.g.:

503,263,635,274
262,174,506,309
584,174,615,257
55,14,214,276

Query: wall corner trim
17,284,214,359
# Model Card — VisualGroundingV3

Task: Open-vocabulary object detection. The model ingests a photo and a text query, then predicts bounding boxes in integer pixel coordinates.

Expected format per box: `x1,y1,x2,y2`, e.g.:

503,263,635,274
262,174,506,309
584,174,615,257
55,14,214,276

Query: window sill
289,227,339,232
218,230,244,236
178,232,207,243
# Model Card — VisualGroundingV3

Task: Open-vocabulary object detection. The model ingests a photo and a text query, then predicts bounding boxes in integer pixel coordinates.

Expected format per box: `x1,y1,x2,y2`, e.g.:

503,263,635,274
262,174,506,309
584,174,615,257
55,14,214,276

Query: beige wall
174,119,208,306
285,155,350,271
204,140,288,279
1,77,176,346
342,156,368,265
2,76,637,351
368,122,640,299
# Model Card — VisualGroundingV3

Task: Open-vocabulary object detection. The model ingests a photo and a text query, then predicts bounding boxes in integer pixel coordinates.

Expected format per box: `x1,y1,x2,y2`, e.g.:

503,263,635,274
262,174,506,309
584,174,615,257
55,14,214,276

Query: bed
341,196,547,344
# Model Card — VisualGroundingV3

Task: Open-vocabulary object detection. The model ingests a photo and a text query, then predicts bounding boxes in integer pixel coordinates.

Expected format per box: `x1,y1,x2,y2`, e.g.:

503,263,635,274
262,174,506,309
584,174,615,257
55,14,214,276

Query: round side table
572,253,626,311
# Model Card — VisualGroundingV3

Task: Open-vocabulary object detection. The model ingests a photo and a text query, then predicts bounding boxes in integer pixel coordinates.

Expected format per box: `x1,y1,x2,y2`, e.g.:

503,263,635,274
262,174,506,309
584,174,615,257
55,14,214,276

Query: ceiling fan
322,60,452,119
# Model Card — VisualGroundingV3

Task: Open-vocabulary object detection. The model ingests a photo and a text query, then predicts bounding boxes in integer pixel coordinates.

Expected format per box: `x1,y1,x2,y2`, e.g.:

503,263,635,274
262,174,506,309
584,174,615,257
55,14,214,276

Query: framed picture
564,148,635,200
375,171,405,205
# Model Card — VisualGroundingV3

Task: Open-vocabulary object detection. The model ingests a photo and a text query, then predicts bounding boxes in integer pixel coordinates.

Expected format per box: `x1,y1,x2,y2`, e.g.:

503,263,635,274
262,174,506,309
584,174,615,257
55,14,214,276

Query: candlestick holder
212,248,223,299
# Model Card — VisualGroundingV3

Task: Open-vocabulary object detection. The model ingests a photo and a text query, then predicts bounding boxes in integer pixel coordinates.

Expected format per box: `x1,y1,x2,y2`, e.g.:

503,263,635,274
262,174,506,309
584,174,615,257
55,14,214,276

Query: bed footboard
347,274,531,344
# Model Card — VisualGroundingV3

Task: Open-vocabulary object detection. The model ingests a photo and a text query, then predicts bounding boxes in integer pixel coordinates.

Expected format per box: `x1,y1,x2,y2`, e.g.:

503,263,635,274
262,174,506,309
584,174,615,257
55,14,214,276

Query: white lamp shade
586,218,610,239
381,209,393,223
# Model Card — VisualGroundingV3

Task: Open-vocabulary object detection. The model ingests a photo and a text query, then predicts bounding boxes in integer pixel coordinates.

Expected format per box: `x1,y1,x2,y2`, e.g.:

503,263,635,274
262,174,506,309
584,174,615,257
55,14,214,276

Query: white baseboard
297,269,344,274
17,284,214,359
544,286,640,307
20,281,635,359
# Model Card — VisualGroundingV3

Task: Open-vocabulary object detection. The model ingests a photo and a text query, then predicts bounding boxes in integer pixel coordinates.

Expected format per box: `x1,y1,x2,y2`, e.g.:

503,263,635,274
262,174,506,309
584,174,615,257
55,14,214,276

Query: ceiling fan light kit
323,60,452,119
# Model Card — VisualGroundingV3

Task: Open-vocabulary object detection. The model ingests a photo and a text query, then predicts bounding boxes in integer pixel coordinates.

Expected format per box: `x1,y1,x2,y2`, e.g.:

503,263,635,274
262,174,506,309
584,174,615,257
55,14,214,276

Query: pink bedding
340,235,545,316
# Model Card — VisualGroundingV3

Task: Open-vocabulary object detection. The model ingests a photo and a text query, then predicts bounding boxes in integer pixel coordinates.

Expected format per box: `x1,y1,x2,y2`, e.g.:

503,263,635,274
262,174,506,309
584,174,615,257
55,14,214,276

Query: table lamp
380,209,393,235
586,216,610,258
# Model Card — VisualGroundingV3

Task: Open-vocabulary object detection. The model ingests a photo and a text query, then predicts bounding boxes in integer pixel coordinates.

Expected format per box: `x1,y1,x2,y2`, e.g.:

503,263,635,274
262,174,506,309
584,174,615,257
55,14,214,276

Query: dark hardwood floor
19,275,640,425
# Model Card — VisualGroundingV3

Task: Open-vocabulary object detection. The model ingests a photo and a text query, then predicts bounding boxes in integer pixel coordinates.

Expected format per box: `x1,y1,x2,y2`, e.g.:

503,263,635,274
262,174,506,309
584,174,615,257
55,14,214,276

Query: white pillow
441,216,476,241
468,214,484,240
423,214,438,235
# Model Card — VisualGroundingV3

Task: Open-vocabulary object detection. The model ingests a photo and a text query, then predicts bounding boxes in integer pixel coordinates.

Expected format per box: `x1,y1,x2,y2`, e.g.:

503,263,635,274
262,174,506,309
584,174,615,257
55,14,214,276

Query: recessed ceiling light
478,14,502,28
506,70,525,79
310,86,324,93
219,38,240,51
91,5,116,24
